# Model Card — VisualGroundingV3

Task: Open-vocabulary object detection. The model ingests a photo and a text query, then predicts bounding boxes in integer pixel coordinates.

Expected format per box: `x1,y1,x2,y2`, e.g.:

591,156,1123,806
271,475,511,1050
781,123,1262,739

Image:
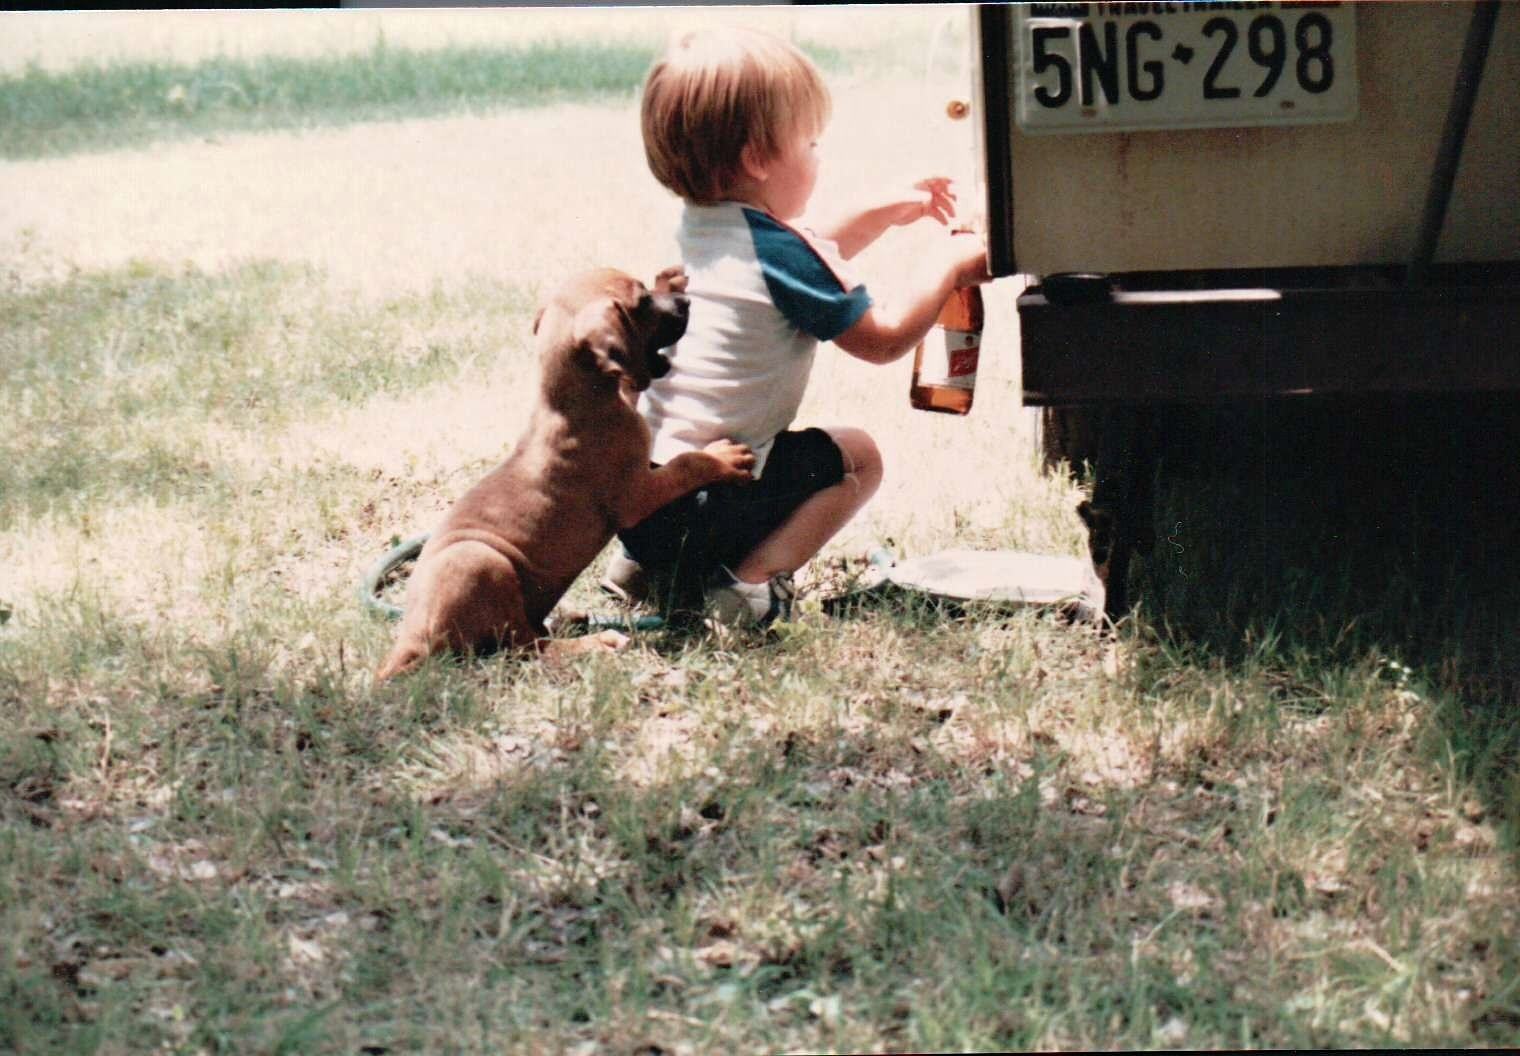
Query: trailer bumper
1019,267,1520,406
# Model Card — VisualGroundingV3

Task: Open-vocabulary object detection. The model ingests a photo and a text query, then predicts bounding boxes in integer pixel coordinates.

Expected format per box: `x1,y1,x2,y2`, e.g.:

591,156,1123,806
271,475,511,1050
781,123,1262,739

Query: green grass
0,37,847,160
1,255,1517,1051
2,23,1517,1044
0,261,531,530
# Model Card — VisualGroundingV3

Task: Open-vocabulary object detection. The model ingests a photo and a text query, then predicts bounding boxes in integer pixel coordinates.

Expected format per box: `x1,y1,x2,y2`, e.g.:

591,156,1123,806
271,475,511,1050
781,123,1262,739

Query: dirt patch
0,104,678,300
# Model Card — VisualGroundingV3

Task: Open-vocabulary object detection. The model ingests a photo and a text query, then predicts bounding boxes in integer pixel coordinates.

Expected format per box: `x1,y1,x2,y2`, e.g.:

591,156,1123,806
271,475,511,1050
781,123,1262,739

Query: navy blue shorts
617,427,846,588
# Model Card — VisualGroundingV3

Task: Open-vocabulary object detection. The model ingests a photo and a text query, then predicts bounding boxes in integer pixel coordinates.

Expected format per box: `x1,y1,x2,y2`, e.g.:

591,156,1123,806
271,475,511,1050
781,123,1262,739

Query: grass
0,36,845,160
2,13,1517,1050
0,260,529,531
1125,399,1520,824
1,257,1517,1052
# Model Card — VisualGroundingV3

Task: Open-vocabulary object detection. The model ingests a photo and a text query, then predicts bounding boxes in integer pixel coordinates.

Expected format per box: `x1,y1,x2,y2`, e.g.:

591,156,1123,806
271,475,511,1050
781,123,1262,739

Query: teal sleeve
742,208,873,341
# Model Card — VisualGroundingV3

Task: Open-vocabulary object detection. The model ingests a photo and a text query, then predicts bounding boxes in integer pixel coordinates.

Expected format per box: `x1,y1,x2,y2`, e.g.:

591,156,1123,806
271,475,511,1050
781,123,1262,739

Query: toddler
609,26,989,625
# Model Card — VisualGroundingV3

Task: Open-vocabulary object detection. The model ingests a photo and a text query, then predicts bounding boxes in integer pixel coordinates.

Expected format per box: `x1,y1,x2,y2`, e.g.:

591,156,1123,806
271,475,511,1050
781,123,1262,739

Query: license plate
1014,2,1357,134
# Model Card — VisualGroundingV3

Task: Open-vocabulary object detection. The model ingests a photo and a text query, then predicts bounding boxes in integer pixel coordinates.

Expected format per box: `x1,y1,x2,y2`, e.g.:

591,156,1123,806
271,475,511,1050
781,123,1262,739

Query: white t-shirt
639,202,873,477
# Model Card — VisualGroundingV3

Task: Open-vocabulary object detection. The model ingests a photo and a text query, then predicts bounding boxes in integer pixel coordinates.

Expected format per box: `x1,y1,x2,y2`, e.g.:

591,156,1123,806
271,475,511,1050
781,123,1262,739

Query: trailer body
972,1,1520,611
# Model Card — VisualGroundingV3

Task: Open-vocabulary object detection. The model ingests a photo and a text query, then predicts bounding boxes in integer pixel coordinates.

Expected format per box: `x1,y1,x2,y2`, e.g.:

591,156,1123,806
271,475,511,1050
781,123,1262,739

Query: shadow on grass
1122,394,1520,832
5,561,1514,1048
0,603,1176,1051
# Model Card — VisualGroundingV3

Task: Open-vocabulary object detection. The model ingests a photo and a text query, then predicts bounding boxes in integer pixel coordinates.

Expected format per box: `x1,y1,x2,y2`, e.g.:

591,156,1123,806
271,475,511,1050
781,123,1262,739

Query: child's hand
882,177,958,229
704,438,756,482
943,230,992,287
815,179,962,260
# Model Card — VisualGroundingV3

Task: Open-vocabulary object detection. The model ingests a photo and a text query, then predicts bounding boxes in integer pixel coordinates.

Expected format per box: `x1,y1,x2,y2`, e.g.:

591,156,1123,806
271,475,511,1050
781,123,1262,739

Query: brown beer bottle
909,281,983,415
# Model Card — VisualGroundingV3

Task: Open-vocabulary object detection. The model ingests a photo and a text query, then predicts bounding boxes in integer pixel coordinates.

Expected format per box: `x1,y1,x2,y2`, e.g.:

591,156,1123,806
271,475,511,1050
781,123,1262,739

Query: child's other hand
704,438,756,482
943,230,992,287
884,177,958,228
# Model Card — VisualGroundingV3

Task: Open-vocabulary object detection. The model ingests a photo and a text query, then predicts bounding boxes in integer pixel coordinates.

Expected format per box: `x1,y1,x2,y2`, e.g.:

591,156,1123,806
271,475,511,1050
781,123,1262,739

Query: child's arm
812,178,958,260
832,231,989,365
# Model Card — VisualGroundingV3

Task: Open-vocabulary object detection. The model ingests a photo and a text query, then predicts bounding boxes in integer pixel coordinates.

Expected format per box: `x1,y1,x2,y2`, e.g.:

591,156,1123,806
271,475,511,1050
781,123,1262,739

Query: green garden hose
358,533,429,621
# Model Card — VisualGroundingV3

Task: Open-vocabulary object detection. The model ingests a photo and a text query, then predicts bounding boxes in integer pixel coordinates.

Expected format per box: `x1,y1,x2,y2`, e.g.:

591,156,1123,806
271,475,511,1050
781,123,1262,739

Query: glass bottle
909,281,983,416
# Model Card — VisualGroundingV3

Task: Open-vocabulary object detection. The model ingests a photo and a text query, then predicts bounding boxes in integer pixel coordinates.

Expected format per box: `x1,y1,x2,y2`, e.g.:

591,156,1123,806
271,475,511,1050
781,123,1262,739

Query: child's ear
739,141,769,183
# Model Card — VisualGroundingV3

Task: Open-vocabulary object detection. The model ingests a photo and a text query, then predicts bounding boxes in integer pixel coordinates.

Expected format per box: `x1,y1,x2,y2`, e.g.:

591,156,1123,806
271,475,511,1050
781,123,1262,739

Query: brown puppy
375,266,754,682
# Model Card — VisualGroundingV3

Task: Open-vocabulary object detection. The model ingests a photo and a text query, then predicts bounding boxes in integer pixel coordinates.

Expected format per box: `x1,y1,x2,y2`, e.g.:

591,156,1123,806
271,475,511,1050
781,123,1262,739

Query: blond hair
640,27,831,205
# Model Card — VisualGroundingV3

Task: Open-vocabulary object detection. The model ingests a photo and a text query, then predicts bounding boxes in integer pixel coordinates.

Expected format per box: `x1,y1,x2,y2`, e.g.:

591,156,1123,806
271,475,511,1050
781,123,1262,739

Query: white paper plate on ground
880,549,1103,608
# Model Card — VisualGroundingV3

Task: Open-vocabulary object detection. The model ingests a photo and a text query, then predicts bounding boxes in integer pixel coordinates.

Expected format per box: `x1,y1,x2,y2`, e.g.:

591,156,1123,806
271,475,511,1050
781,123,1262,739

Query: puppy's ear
572,299,628,381
654,266,688,295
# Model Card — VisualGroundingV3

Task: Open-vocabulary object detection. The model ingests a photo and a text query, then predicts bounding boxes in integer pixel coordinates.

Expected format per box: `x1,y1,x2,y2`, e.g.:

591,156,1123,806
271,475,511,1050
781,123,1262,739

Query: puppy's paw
654,265,688,294
593,629,630,652
540,630,629,665
704,438,756,482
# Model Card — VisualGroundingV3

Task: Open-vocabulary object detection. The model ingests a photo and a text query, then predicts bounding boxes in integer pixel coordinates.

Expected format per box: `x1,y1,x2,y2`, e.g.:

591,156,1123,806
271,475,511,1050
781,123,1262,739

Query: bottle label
918,327,979,391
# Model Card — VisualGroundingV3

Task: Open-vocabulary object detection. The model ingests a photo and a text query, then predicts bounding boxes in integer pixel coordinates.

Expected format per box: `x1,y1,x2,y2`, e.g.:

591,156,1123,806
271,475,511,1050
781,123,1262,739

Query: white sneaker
705,566,795,628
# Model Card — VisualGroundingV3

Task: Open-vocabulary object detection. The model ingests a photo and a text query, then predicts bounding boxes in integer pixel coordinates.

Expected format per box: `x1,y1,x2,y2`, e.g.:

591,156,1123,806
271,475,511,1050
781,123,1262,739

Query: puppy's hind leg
375,541,538,683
